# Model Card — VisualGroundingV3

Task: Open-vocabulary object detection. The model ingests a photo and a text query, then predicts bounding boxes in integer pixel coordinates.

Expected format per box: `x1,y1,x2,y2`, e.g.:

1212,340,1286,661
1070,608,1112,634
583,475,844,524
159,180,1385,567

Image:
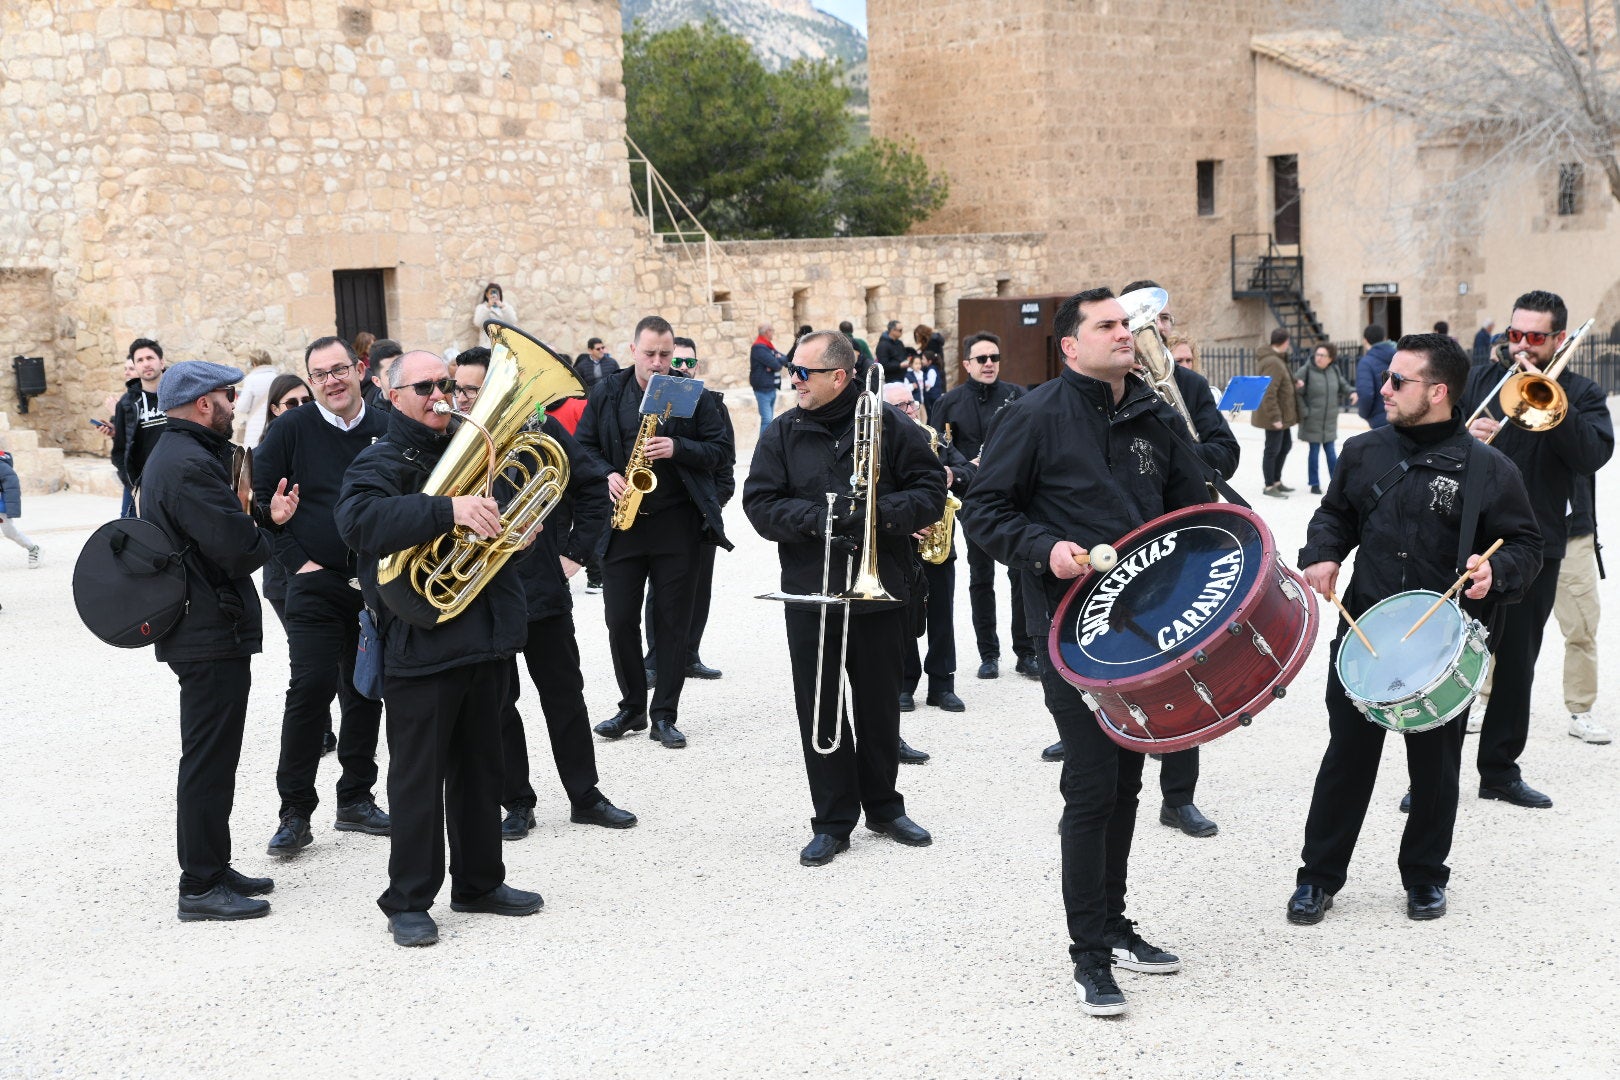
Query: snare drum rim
1335,589,1471,710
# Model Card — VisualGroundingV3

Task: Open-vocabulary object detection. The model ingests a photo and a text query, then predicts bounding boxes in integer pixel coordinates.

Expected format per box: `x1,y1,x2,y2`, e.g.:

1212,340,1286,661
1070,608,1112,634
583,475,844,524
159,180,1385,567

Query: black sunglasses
790,364,842,381
967,353,1001,364
1381,371,1432,391
406,378,457,397
277,395,310,409
212,386,237,403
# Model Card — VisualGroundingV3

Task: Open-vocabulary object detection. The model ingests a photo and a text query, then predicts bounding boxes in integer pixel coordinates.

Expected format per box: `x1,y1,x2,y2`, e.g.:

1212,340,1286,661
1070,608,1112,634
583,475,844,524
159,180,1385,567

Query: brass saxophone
914,418,961,565
610,411,661,531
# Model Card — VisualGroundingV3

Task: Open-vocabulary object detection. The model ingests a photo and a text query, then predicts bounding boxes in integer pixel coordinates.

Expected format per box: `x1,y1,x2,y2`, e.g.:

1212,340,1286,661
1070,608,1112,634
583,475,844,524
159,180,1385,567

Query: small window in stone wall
712,289,733,321
995,277,1012,297
1558,163,1584,216
865,286,883,335
792,288,810,332
1197,160,1220,216
933,283,948,339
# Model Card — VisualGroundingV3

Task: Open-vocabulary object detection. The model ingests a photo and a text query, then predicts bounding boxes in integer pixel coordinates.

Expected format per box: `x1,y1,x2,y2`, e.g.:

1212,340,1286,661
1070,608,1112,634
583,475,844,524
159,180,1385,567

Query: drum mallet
1401,538,1505,641
1329,590,1377,658
1083,543,1119,572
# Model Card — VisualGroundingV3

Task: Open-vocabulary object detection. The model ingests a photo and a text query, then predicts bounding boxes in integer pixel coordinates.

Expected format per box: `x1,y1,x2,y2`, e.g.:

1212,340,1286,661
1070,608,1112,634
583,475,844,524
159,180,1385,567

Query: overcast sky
814,1,866,36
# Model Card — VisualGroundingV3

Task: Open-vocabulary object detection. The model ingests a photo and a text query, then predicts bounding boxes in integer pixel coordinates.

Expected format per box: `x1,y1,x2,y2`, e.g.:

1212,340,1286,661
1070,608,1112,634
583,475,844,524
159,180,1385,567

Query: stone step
63,456,124,499
0,426,42,454
10,446,66,495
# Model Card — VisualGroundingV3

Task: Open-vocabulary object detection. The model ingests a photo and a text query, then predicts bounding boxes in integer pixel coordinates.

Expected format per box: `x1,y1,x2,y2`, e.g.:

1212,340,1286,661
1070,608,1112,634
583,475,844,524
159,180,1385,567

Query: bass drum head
1338,590,1464,705
1053,506,1268,687
72,519,187,648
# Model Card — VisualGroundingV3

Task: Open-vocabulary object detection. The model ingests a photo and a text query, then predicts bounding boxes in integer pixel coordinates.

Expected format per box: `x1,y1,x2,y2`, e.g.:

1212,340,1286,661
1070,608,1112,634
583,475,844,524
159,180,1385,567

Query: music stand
1219,375,1272,417
642,373,704,419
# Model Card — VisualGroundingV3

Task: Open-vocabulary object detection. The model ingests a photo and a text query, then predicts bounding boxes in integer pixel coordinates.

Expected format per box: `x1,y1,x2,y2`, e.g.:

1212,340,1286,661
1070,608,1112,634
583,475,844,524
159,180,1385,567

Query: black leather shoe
1399,790,1411,814
898,738,931,764
799,833,849,866
450,883,543,916
650,719,687,748
685,660,722,679
1041,741,1065,762
1480,779,1553,808
267,814,313,858
926,689,965,712
178,884,270,922
335,799,391,835
389,911,439,946
1160,803,1218,837
977,659,999,679
594,709,648,739
321,729,337,756
222,867,274,897
1287,883,1333,925
898,691,915,712
867,814,932,846
1014,655,1041,679
570,796,638,829
502,806,536,840
1407,884,1447,920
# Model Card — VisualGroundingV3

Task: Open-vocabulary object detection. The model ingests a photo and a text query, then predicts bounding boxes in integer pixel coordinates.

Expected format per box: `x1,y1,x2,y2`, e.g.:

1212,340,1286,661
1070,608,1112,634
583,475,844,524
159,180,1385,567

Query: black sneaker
502,806,536,840
1013,655,1041,679
267,814,313,858
335,799,391,835
1073,959,1127,1016
178,884,270,922
222,866,274,897
322,729,337,756
1105,921,1181,973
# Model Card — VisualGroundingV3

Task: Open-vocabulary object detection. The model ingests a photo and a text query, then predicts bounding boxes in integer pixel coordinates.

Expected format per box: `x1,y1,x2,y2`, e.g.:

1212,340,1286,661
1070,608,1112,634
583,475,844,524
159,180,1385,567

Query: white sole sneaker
1111,947,1182,974
1569,713,1611,744
1074,984,1128,1016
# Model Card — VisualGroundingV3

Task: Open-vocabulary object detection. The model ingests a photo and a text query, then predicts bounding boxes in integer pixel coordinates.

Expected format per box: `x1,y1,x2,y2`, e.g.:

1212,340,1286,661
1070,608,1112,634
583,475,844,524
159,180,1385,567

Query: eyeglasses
790,364,842,381
1505,327,1553,346
308,362,354,384
276,395,310,410
454,383,482,399
405,378,457,397
1381,371,1433,391
671,355,698,369
967,353,1001,364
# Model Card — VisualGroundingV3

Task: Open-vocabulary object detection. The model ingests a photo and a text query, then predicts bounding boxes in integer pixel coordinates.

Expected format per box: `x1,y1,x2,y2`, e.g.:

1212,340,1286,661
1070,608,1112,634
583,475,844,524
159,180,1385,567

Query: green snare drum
1336,590,1490,734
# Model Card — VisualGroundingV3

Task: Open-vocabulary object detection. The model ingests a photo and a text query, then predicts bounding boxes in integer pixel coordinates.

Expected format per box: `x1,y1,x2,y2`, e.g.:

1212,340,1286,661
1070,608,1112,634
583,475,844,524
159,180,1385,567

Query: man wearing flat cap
141,360,300,922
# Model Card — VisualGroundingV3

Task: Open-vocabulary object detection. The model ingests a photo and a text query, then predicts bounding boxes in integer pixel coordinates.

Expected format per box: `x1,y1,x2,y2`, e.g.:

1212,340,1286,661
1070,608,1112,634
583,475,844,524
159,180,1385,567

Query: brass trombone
1466,318,1592,445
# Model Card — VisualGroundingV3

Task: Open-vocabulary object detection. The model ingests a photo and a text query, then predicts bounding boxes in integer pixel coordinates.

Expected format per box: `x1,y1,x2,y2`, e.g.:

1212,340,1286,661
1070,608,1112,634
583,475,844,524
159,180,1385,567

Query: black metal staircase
1231,233,1326,352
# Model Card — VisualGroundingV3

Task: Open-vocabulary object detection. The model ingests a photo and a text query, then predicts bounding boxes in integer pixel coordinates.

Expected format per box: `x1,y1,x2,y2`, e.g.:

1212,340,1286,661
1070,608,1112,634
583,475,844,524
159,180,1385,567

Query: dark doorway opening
333,269,388,342
1367,296,1403,340
1271,154,1300,245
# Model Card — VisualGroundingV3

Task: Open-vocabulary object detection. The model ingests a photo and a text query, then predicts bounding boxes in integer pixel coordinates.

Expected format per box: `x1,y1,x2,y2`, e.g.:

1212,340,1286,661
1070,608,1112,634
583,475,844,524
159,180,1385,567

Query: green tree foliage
624,21,949,239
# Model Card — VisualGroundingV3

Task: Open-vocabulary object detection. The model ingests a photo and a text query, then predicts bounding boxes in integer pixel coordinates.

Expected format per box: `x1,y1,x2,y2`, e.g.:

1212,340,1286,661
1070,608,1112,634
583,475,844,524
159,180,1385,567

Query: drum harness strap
1361,440,1486,581
1142,408,1251,510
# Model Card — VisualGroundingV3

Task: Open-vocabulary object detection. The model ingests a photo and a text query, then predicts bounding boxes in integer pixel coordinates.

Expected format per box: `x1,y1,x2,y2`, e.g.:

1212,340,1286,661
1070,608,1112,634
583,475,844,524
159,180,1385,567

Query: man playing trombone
742,330,946,867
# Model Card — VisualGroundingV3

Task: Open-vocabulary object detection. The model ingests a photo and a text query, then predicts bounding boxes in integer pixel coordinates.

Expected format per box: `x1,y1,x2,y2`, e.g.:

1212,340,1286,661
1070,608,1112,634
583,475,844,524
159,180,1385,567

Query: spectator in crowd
877,320,909,383
1356,324,1395,429
472,282,517,346
1166,334,1200,373
1294,343,1354,495
750,322,787,435
840,320,874,369
0,452,41,569
782,325,814,369
111,337,168,517
235,349,281,449
1433,320,1452,340
1472,319,1497,363
363,339,402,413
1252,328,1299,498
908,349,944,408
575,338,620,390
352,332,375,369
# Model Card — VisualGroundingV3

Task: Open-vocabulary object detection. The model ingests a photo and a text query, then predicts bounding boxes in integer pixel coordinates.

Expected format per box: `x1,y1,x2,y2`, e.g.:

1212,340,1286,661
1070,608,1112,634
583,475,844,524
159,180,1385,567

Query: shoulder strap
1455,438,1486,576
1142,405,1250,509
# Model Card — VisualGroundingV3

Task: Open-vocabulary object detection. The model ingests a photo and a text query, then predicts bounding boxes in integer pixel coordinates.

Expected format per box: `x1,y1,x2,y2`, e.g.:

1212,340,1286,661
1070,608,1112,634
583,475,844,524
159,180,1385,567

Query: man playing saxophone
577,315,734,749
743,331,946,866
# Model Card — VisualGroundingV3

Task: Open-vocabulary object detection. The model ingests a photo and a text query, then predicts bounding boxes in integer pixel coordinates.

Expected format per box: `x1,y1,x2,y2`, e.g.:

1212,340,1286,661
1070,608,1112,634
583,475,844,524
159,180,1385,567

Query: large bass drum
1049,504,1319,753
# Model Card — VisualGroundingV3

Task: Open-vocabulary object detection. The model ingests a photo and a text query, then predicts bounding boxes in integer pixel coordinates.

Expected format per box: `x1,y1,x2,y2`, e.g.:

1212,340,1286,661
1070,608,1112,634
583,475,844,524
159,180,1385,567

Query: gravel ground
1,420,1616,1079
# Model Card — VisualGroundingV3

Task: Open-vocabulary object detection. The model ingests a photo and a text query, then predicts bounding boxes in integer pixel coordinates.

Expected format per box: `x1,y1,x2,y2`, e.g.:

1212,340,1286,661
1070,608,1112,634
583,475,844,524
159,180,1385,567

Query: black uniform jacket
1174,364,1241,481
1461,360,1612,559
335,408,527,677
931,377,1025,460
513,416,610,623
251,399,387,575
1298,412,1543,642
575,367,735,557
139,418,273,663
743,381,947,613
960,367,1211,615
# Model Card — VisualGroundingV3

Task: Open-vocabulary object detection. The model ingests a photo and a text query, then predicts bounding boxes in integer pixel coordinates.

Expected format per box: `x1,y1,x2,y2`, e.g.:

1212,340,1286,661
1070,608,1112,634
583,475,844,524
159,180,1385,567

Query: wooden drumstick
1401,538,1505,641
1330,590,1377,658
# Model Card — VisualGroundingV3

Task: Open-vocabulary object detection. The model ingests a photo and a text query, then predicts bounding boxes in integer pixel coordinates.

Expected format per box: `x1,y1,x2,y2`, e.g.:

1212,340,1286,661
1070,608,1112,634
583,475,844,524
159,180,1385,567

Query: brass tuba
913,417,961,565
1118,286,1200,441
376,321,584,628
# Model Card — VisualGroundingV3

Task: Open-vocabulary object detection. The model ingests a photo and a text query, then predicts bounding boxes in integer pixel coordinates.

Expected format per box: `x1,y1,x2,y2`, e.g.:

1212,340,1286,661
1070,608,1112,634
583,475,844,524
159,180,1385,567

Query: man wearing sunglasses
337,350,542,947
141,360,301,923
578,315,734,750
1457,290,1614,807
932,332,1035,683
743,330,945,868
1291,334,1541,928
254,337,391,860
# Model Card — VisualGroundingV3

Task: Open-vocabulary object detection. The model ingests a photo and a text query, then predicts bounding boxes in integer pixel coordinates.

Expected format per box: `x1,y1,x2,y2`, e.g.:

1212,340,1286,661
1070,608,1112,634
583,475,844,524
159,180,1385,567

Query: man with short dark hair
575,338,619,390
1357,325,1394,429
877,319,909,383
112,337,168,516
363,339,402,413
255,336,391,857
1460,289,1614,807
1289,333,1541,926
578,315,735,749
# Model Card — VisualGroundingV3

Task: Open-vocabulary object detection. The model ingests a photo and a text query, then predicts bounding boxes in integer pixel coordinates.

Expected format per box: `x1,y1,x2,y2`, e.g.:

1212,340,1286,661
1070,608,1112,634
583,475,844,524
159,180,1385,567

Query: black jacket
931,378,1026,460
139,418,274,662
514,416,610,623
575,353,621,389
252,400,387,575
960,367,1211,615
335,408,528,677
1299,412,1543,640
110,378,167,488
575,368,735,557
876,335,909,384
743,381,947,613
1460,360,1612,559
1174,364,1241,481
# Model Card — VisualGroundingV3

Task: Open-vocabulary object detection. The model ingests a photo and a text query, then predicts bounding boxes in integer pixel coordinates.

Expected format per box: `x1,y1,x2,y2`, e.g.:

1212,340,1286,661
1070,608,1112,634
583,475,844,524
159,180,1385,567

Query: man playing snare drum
1289,333,1542,926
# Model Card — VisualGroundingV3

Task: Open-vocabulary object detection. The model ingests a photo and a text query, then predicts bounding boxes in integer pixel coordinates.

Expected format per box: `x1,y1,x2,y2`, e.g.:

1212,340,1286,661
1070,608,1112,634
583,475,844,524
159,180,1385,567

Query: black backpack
73,519,188,647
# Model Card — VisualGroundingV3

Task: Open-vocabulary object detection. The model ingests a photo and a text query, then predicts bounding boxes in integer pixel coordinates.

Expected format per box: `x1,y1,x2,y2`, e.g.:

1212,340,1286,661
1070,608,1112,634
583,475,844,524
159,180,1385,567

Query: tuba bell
376,320,584,628
1118,286,1200,441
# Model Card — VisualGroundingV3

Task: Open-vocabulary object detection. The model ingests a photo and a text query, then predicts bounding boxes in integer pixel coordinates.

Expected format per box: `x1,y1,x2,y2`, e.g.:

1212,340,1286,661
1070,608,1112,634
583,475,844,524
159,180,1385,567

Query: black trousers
501,612,603,811
1299,638,1466,892
785,605,907,837
601,505,701,724
276,568,381,819
378,659,508,915
1262,427,1293,487
1041,662,1145,964
170,657,252,894
965,533,1033,663
902,557,957,693
1159,748,1199,807
645,538,717,668
1477,557,1561,786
